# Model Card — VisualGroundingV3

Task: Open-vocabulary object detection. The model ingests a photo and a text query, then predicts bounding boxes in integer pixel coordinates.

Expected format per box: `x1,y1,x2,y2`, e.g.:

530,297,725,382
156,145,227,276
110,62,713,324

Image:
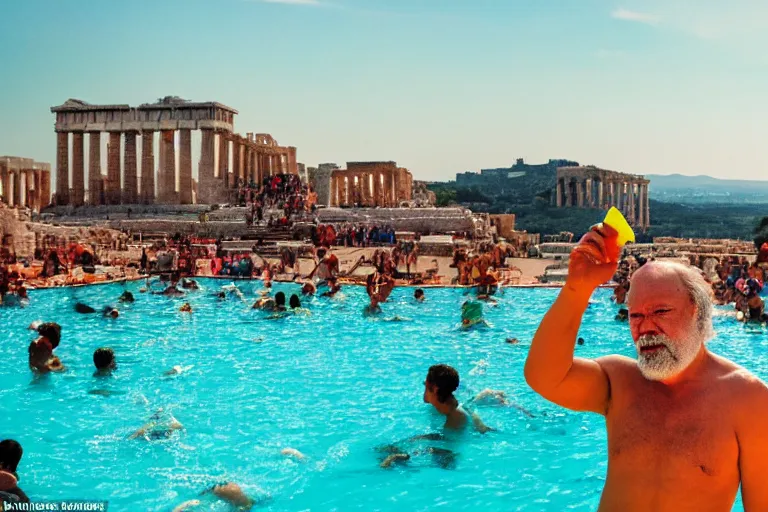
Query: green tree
435,189,457,207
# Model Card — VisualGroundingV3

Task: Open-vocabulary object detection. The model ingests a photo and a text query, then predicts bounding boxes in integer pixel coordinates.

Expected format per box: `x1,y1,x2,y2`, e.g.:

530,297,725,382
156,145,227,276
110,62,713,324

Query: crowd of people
611,252,767,325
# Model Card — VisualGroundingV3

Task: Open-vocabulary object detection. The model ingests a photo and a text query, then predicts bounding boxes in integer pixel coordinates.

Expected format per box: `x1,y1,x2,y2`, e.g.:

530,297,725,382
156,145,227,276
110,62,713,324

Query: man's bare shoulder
594,354,637,374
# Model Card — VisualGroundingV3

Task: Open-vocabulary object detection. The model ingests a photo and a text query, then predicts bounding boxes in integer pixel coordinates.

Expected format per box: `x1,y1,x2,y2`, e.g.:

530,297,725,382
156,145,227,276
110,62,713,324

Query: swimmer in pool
414,288,425,302
460,300,488,329
102,306,119,318
199,482,266,510
180,302,192,313
128,409,184,440
181,278,199,290
220,283,246,302
118,291,135,303
28,322,65,374
93,347,116,377
379,365,492,469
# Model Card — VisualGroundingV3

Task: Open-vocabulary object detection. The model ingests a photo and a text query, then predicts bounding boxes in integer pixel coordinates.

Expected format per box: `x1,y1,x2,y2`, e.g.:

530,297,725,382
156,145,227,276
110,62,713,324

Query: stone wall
317,207,477,234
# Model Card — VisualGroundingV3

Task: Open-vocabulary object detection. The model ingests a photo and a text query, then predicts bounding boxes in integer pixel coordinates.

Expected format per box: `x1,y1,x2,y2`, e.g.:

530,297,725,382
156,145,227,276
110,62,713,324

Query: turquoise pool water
1,279,763,511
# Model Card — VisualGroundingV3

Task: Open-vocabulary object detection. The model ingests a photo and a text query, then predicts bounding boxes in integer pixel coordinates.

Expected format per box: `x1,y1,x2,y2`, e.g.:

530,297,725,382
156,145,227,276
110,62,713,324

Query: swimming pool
1,280,762,511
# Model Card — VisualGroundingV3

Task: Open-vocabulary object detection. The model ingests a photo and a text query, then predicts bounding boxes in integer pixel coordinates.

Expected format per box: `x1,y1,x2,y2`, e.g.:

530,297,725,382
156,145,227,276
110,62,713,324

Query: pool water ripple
0,280,759,510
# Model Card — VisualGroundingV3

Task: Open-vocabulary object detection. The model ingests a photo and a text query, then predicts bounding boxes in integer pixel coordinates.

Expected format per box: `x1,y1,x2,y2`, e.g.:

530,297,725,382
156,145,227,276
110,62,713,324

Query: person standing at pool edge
525,225,768,511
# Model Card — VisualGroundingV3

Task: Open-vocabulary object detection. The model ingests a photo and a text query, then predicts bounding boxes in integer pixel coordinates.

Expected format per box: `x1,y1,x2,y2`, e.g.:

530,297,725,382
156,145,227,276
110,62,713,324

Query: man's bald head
629,261,714,341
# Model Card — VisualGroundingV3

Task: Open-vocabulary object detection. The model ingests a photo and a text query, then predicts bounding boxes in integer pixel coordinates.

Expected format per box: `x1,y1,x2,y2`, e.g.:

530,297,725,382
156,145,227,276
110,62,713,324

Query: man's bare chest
606,390,738,478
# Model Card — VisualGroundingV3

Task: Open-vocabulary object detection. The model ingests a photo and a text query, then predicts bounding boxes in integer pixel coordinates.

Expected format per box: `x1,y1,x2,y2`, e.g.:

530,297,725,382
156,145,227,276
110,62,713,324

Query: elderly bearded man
525,225,768,512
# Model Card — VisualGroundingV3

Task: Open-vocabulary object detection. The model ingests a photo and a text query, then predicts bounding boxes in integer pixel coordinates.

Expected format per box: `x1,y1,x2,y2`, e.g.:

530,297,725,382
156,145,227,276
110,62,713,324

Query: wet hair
426,364,460,404
119,291,135,302
37,322,61,349
577,337,585,345
93,347,115,370
0,439,22,473
275,292,286,306
414,289,424,299
289,294,301,309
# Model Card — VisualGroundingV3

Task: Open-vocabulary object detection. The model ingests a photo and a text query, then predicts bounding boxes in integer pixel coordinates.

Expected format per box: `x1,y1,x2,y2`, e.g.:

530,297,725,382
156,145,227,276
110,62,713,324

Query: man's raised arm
524,228,619,415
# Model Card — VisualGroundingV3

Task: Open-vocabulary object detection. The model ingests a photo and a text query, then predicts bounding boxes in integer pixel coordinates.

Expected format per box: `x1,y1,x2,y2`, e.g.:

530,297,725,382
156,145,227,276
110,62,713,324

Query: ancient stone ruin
51,98,298,206
555,166,650,229
0,156,51,212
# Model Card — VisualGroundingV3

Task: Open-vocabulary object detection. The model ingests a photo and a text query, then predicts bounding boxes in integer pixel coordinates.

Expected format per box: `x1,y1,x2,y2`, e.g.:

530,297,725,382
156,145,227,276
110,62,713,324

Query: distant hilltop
648,174,768,204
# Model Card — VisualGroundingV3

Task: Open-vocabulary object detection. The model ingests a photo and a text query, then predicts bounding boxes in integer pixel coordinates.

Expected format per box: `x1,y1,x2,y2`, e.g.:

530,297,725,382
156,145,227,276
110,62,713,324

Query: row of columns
55,129,298,206
329,169,408,207
0,165,50,212
554,177,650,229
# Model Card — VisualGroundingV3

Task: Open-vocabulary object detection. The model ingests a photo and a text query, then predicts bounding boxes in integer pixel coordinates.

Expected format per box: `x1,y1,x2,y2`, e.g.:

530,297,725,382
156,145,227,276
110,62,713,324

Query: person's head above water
0,439,22,473
423,364,460,407
627,261,714,382
289,294,301,309
37,322,61,349
317,248,327,259
93,347,116,371
275,292,286,307
414,289,425,301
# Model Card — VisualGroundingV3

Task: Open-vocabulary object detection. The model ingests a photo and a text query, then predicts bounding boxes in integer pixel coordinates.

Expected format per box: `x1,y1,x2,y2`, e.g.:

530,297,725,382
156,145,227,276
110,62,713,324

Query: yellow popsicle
603,207,635,247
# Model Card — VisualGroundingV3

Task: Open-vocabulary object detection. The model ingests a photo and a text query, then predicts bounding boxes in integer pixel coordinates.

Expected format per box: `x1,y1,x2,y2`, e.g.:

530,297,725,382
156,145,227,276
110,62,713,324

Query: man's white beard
635,333,701,381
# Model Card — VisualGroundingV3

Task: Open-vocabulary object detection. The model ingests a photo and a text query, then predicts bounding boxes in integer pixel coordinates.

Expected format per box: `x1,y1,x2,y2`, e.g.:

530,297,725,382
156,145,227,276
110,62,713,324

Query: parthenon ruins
554,166,651,230
51,97,297,206
314,161,413,207
0,156,51,212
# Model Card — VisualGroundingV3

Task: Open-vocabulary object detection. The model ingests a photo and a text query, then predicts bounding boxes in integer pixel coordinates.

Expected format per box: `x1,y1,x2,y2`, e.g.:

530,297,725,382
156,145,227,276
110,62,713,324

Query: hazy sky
1,0,766,183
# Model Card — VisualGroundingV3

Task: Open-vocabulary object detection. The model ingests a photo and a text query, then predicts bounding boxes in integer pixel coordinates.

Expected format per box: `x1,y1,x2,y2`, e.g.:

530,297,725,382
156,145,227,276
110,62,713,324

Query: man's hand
567,224,621,292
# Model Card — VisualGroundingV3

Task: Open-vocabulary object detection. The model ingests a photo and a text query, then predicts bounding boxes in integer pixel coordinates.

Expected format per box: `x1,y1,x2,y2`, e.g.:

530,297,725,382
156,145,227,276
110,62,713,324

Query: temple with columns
554,165,650,230
51,97,298,206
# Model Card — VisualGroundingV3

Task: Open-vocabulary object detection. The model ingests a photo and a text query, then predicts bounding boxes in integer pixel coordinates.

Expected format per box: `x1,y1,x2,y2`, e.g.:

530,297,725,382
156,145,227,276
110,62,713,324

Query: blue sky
1,0,766,183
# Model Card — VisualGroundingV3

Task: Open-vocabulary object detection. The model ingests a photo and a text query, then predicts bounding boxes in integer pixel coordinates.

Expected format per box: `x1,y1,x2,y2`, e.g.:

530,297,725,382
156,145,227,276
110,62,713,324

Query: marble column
123,131,138,204
106,132,121,205
598,180,604,209
1,165,9,205
178,129,193,204
40,170,51,207
25,170,34,209
373,172,382,206
637,183,645,229
158,130,176,204
88,132,102,205
628,182,636,224
140,131,155,204
288,147,297,175
234,143,243,182
198,129,215,204
218,134,229,189
565,180,573,207
640,183,651,229
14,170,23,207
555,180,562,207
577,179,585,207
71,132,85,206
585,179,592,207
55,131,69,205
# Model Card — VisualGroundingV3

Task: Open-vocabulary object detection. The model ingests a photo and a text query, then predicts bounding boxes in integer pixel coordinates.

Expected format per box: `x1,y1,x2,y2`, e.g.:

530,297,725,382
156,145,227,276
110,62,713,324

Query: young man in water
0,440,29,504
379,365,492,468
525,225,768,511
93,348,116,376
